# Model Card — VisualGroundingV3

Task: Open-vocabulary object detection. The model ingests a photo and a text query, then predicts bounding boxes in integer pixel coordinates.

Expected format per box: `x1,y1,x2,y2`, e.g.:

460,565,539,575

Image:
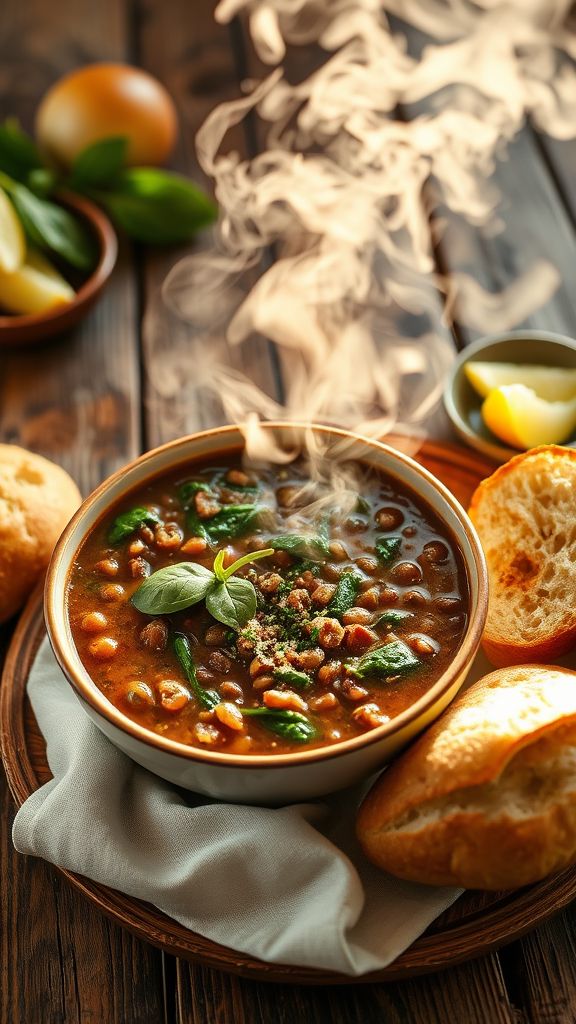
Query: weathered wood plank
137,0,281,450
0,2,166,1023
500,911,576,1024
176,955,518,1024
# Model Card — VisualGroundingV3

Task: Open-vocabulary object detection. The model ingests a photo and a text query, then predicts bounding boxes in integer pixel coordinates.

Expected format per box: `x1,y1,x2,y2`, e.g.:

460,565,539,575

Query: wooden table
2,2,576,1021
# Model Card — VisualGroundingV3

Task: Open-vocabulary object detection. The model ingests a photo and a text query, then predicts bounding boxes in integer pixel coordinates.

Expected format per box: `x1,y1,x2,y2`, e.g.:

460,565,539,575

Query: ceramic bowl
444,330,576,463
0,192,117,346
45,423,488,805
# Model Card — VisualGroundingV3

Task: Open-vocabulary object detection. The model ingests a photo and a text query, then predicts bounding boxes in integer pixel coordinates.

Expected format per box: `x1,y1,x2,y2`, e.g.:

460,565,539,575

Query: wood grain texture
136,0,282,449
0,0,164,1021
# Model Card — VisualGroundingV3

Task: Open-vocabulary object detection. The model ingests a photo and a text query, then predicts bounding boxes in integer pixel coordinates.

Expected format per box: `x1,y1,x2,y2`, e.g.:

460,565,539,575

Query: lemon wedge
465,361,576,402
0,189,25,274
0,249,75,316
482,384,576,449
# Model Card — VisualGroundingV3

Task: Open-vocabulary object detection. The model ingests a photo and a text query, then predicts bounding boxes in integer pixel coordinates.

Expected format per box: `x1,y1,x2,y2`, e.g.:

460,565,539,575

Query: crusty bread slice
356,665,576,890
468,445,576,667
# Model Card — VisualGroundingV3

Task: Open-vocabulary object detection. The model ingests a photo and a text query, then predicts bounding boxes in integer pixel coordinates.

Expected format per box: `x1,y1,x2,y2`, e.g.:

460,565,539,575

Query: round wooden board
2,439,576,985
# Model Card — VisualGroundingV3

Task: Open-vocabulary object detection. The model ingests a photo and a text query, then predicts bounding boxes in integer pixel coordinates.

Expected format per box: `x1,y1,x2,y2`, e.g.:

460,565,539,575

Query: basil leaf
267,533,328,561
199,504,263,543
375,536,402,563
9,182,96,269
205,577,256,630
0,119,42,180
327,571,361,619
108,507,161,545
97,168,217,244
241,707,319,743
349,639,420,680
273,667,312,689
132,562,215,614
70,137,127,189
173,634,219,711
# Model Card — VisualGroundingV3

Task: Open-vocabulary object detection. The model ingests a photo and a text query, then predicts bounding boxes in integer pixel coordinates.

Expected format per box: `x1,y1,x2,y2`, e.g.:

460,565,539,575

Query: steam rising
156,0,576,460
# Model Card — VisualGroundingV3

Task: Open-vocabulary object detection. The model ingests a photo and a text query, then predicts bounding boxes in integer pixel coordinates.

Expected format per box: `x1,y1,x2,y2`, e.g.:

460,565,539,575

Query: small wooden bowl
0,192,117,346
443,329,576,463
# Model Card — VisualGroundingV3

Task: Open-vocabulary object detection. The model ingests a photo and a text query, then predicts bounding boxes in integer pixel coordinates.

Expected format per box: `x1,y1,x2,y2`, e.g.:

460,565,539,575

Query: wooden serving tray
2,439,576,985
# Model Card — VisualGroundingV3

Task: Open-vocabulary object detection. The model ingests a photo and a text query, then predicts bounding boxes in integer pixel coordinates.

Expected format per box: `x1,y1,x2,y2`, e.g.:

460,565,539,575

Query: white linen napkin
12,639,462,976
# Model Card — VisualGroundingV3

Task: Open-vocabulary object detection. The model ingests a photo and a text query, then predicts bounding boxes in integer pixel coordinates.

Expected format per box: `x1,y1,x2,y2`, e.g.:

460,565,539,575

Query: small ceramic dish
45,423,488,805
0,192,117,346
443,330,576,463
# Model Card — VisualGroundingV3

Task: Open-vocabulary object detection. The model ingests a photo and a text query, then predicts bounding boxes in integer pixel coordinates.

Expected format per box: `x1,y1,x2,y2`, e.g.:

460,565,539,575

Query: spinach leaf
196,504,264,543
267,533,328,561
241,707,319,743
349,639,420,680
355,495,371,514
173,634,219,711
95,167,217,244
9,180,96,269
205,577,257,630
375,536,402,563
327,571,361,619
108,507,161,545
273,667,312,689
70,137,128,189
179,480,213,505
132,562,214,614
375,609,413,628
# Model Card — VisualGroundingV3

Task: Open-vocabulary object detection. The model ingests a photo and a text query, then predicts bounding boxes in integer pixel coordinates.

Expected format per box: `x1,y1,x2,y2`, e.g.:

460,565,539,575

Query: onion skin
35,63,178,169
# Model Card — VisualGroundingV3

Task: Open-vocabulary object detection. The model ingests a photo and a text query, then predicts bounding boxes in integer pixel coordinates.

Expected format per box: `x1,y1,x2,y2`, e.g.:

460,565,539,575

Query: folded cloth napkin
13,639,461,976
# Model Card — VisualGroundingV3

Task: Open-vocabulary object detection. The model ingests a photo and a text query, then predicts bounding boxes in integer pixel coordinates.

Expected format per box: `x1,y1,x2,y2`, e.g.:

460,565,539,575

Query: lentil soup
67,457,470,755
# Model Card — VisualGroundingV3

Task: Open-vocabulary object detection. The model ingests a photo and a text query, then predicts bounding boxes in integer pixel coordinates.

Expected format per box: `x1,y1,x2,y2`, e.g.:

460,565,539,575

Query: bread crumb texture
0,444,81,622
468,445,576,665
357,665,576,889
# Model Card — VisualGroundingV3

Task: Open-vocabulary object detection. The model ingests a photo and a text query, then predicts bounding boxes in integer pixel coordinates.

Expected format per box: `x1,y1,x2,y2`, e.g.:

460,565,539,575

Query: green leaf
375,536,402,563
70,137,128,189
9,182,96,269
221,547,274,580
132,562,215,614
355,495,371,514
97,167,217,244
267,533,328,561
327,571,361,619
107,507,161,545
26,167,58,197
192,504,263,543
178,480,213,504
272,667,312,689
205,577,257,630
241,707,319,743
349,639,420,680
375,609,413,628
0,119,42,181
173,634,219,711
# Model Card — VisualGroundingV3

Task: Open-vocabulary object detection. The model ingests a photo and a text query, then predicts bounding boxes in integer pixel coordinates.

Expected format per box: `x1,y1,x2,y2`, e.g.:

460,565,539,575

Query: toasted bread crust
356,666,576,889
468,445,576,667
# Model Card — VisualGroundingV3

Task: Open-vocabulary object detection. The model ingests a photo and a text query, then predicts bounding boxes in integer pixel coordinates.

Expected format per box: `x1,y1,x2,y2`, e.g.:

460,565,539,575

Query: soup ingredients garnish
240,707,319,743
108,507,162,545
375,536,402,563
481,384,576,449
464,361,576,402
349,639,421,680
186,503,265,544
132,546,274,629
173,634,220,711
327,571,361,619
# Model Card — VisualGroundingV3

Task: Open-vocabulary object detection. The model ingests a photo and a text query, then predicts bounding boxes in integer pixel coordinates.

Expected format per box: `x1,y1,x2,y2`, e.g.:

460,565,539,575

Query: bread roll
357,665,576,890
0,445,81,621
468,445,576,667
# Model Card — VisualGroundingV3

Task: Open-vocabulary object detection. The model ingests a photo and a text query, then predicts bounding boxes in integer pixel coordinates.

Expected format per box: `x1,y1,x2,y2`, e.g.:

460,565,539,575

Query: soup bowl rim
45,421,488,770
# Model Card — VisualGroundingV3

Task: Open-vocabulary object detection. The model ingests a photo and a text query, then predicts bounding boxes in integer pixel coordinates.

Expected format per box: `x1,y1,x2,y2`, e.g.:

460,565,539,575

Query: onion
35,63,178,168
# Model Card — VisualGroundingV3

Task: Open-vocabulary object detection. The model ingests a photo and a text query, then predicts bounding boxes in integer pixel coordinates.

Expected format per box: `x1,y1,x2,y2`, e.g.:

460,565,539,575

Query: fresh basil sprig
108,507,161,545
173,633,219,711
132,547,274,629
240,707,319,743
